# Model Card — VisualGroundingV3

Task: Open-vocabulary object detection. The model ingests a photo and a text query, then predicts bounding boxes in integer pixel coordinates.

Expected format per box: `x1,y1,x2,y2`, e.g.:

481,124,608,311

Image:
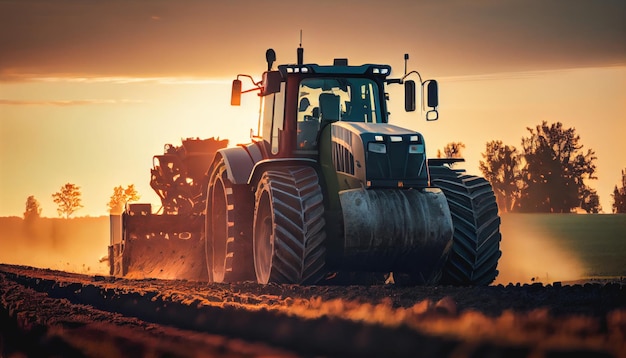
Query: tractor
109,46,501,285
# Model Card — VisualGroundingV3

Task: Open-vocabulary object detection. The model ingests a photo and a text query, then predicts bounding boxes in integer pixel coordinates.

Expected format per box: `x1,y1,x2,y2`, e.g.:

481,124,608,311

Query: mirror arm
387,71,424,85
235,74,264,96
236,74,263,89
400,70,424,84
241,87,262,95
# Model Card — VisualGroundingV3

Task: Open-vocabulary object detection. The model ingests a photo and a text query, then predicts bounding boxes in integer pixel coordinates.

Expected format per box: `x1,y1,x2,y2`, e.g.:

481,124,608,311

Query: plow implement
108,137,227,281
109,207,207,280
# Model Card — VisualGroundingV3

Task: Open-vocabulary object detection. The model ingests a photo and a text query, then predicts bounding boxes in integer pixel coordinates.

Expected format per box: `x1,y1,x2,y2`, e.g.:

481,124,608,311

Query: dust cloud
0,217,109,275
495,214,585,285
0,214,590,285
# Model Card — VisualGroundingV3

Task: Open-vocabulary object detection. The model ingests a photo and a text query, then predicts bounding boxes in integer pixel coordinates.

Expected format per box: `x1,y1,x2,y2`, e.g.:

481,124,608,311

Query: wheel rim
210,178,228,282
254,191,274,284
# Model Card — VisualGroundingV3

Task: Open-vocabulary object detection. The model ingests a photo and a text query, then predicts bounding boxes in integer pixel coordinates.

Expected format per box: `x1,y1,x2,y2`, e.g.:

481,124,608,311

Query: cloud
0,99,144,106
0,0,624,79
1,73,230,84
440,65,626,83
31,76,230,85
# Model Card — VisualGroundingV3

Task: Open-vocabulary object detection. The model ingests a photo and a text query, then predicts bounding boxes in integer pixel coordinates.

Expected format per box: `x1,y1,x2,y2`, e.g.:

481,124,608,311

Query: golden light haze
1,0,625,216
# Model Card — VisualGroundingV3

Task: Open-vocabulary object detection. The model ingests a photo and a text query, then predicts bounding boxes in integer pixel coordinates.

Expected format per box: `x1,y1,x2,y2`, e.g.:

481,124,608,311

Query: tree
436,142,466,168
580,187,601,214
612,168,626,213
23,195,42,221
518,121,597,213
479,140,522,212
52,183,83,218
107,184,140,214
437,142,466,158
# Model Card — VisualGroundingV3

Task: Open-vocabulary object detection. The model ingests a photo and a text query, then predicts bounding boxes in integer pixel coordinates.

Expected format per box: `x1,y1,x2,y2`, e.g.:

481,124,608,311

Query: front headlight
368,142,387,154
408,144,424,154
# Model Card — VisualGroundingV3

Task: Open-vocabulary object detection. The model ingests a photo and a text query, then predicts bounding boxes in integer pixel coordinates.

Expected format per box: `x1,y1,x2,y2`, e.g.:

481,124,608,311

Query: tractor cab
231,49,439,159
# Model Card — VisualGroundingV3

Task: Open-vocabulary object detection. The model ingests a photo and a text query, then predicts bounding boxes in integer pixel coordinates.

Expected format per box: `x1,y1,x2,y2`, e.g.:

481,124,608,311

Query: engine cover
330,122,429,189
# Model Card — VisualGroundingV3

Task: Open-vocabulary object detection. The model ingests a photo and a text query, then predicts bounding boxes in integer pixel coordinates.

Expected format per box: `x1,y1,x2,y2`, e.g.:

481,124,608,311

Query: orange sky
1,0,625,216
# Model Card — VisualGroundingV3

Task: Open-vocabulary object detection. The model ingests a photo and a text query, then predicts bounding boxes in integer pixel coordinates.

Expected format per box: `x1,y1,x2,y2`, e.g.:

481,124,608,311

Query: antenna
297,30,304,65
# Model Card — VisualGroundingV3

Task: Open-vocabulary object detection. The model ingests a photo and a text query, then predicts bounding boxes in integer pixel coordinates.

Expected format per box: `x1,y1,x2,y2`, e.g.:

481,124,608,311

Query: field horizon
0,213,624,284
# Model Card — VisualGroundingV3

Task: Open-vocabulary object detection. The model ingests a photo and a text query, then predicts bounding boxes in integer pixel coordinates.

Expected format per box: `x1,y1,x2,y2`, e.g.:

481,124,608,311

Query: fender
247,158,318,187
213,143,264,184
212,142,318,186
427,158,465,167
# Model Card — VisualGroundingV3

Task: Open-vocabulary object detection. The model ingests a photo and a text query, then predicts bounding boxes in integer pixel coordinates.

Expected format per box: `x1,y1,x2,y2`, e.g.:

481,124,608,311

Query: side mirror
404,80,416,112
231,79,242,106
426,80,438,108
425,80,439,121
426,109,438,121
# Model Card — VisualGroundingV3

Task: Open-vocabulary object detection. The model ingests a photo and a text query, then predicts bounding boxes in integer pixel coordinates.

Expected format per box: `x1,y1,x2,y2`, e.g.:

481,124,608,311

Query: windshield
296,77,382,150
297,77,382,124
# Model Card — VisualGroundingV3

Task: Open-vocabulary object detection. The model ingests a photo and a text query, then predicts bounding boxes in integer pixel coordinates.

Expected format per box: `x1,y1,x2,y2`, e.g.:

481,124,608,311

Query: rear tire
205,159,252,282
430,166,502,285
253,167,327,284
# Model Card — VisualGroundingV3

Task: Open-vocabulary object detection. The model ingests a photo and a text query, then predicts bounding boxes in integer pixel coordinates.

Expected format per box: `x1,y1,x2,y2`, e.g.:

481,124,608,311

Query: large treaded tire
205,159,253,283
430,166,502,285
253,166,327,284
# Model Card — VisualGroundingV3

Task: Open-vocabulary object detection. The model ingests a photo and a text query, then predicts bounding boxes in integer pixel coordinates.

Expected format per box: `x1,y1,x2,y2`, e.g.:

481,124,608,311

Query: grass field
499,213,626,283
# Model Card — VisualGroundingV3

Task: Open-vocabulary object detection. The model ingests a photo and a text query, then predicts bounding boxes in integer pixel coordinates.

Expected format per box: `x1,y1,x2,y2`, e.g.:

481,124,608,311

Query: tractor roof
278,63,392,78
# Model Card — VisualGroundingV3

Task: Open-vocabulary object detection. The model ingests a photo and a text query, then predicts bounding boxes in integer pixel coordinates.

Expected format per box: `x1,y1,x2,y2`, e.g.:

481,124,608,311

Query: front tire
205,159,252,282
430,166,502,285
253,167,327,284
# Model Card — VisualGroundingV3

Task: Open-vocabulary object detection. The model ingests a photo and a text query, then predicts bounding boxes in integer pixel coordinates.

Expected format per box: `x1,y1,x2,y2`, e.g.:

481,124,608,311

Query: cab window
296,78,382,150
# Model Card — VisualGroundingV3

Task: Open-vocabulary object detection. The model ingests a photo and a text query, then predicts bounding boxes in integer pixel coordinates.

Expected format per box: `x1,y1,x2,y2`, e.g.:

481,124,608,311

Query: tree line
23,184,139,220
442,120,626,214
19,121,626,220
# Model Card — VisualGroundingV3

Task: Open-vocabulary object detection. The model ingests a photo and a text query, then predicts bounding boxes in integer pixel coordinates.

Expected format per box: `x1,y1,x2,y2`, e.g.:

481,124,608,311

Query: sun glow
1,76,260,217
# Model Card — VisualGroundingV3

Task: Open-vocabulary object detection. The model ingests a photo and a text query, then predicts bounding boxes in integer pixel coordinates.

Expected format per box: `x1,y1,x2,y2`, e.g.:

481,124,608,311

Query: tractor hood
329,121,429,189
334,122,420,136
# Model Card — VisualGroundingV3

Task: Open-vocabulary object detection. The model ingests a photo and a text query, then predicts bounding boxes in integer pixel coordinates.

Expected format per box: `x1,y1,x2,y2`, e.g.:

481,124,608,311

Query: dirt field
1,264,625,357
1,215,625,356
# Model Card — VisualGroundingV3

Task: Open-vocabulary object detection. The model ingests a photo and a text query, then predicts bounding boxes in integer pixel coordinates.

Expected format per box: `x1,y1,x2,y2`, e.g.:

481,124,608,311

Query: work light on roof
372,67,390,75
285,66,309,73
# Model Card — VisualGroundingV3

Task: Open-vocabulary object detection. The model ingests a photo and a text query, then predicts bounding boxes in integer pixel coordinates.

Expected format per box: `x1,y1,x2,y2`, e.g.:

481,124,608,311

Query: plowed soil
1,264,625,358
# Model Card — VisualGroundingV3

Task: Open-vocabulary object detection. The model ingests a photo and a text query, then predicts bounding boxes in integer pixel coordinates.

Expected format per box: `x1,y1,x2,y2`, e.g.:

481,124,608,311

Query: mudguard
214,141,319,188
215,144,263,184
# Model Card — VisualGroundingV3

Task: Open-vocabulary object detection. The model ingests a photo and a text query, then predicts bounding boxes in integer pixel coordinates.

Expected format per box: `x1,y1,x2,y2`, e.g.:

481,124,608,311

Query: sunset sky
1,0,625,217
